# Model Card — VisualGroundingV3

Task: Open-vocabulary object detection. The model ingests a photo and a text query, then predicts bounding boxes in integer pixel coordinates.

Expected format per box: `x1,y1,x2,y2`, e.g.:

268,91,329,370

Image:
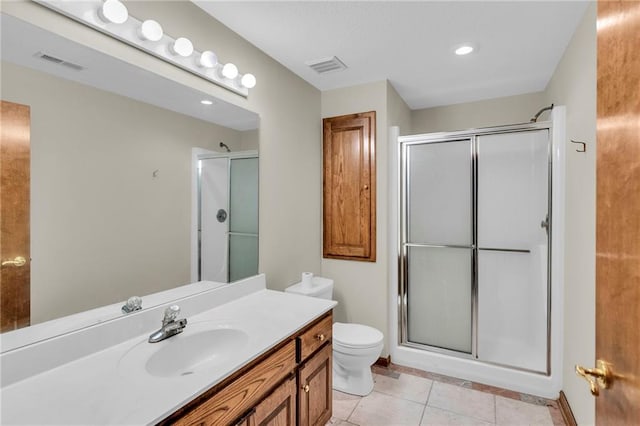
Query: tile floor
327,364,565,426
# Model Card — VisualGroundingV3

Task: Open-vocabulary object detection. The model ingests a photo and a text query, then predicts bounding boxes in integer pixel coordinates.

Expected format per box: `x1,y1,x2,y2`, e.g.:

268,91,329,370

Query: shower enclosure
399,122,552,374
197,152,258,283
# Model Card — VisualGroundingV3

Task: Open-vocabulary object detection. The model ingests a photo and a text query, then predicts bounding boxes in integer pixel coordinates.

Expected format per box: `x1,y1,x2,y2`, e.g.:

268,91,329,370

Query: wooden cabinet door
323,111,376,261
251,376,297,426
298,344,332,426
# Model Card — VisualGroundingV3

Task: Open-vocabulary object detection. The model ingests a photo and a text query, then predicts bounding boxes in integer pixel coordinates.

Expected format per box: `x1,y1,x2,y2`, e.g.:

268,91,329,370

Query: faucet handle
163,305,180,323
121,296,142,314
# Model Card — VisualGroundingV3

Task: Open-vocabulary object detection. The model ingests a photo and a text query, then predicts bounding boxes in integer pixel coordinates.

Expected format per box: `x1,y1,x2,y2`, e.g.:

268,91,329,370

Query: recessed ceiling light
455,45,475,56
201,100,213,105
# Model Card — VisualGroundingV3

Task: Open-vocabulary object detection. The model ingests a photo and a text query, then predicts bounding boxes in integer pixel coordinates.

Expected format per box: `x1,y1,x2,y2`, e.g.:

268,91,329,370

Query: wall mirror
0,13,260,343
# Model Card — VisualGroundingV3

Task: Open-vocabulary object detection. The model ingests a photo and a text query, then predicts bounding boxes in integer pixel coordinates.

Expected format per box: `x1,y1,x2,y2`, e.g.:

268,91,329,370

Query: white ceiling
195,1,589,110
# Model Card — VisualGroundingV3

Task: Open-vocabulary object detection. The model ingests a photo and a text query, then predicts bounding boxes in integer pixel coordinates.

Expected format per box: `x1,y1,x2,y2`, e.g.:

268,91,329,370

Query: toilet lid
333,322,383,348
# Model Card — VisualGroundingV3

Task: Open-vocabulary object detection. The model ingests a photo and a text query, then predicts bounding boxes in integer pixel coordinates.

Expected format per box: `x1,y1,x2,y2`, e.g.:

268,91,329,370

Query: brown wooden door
323,111,376,262
251,375,297,426
298,344,332,426
0,100,31,332
595,1,640,423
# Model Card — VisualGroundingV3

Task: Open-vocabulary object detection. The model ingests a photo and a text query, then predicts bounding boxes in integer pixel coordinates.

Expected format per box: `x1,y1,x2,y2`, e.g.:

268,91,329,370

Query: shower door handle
540,214,549,234
216,209,228,223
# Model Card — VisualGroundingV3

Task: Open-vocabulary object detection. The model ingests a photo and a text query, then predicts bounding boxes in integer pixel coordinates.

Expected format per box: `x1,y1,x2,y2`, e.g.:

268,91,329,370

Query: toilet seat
333,322,383,349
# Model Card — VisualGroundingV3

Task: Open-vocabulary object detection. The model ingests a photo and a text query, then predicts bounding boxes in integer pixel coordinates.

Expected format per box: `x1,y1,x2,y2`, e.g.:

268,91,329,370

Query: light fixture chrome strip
34,0,255,96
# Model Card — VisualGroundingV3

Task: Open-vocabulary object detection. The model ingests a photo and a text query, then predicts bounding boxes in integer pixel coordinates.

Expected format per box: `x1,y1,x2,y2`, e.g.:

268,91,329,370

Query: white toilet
285,275,384,396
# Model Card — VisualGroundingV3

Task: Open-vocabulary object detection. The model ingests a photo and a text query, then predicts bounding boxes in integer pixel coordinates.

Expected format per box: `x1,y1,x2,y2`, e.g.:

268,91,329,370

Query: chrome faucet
148,305,188,343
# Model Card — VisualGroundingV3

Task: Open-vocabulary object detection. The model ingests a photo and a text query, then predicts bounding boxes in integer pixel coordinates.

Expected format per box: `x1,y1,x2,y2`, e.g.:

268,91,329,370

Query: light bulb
199,51,218,68
241,73,257,89
200,100,213,105
98,0,128,24
455,45,474,56
139,20,163,42
171,37,194,57
221,63,238,79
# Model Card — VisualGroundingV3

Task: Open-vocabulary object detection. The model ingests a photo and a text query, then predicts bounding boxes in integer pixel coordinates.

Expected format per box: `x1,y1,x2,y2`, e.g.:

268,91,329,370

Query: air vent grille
306,56,347,74
34,52,85,71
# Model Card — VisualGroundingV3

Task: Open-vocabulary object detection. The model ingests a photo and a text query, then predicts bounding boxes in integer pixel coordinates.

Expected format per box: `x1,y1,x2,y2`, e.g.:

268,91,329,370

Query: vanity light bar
34,0,256,96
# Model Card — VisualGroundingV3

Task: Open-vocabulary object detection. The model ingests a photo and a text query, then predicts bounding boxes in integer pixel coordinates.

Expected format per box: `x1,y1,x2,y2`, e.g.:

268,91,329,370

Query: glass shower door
404,139,473,353
228,157,258,282
476,129,550,372
199,155,258,283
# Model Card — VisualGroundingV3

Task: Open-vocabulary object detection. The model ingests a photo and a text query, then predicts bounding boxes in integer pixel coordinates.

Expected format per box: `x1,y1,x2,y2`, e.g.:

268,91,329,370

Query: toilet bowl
285,274,384,396
332,322,384,395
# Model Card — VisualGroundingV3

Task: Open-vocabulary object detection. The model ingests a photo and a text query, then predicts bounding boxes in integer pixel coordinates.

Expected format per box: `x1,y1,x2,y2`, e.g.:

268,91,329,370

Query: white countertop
0,287,336,425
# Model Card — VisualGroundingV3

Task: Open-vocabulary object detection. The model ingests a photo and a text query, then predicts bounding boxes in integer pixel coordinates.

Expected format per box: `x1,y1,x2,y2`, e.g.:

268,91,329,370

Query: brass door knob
575,359,612,396
2,256,26,267
302,384,310,393
316,333,326,342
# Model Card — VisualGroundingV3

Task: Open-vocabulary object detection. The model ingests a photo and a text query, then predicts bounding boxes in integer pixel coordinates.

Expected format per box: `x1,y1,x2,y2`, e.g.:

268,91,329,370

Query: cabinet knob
302,384,310,393
315,333,326,342
363,184,369,190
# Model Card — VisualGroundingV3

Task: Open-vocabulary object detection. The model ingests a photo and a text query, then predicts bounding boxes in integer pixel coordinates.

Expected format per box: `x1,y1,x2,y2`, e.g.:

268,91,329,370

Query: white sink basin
119,322,249,378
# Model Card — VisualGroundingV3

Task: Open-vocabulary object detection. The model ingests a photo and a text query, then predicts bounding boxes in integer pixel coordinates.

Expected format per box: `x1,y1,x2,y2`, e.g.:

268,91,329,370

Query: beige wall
2,1,322,298
2,61,242,323
320,81,411,356
321,81,390,353
411,91,545,134
544,4,597,425
387,81,412,135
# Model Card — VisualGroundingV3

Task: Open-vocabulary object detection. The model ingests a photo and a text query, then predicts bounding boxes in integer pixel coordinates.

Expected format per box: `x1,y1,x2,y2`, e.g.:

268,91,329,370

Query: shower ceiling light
139,19,163,42
98,0,128,25
201,100,213,105
455,45,475,56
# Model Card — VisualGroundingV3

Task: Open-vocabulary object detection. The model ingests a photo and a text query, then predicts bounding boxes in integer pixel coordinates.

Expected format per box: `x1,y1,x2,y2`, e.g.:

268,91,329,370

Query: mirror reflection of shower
197,151,258,283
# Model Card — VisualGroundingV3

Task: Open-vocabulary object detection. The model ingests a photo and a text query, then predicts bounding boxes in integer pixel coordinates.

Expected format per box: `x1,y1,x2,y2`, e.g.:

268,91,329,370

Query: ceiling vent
306,56,347,74
34,52,85,71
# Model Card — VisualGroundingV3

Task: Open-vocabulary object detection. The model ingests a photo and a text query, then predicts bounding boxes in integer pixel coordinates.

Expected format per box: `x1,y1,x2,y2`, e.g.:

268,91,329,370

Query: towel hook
570,139,587,153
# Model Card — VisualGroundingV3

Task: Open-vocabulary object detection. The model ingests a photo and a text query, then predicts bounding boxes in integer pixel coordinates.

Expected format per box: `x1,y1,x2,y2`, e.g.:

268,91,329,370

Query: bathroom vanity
0,275,336,425
164,312,333,425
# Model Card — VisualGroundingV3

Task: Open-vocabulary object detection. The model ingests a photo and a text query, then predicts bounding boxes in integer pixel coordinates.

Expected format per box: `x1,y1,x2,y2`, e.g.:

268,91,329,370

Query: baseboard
558,391,578,426
375,355,391,367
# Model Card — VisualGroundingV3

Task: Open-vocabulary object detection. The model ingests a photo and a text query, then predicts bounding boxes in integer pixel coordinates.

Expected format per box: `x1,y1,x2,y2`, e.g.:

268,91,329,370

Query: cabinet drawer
173,340,296,426
298,313,332,362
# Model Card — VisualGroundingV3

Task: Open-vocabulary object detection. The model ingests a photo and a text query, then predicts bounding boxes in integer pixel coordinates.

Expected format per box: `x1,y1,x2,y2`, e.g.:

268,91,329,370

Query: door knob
575,359,612,396
2,256,26,267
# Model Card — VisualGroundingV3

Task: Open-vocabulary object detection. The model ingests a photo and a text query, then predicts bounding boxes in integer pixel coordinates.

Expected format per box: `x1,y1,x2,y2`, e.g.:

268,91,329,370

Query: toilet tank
285,276,333,300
